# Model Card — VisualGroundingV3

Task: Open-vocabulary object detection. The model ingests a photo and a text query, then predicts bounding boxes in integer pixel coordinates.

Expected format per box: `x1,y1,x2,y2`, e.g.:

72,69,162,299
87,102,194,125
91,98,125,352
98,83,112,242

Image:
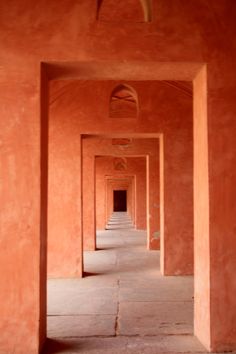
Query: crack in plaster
115,278,121,336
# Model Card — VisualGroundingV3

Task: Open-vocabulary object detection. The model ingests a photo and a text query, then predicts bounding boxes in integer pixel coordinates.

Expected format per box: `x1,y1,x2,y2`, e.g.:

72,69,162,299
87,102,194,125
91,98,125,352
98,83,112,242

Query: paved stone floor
44,213,230,354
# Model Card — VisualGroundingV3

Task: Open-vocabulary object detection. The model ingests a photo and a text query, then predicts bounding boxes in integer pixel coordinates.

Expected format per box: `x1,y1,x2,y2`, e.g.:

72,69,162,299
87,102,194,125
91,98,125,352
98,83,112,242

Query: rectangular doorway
113,190,127,212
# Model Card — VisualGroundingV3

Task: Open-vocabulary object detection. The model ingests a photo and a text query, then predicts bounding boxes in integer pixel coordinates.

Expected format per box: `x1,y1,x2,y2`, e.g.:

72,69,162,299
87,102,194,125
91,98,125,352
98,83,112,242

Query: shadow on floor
43,338,80,354
82,271,100,277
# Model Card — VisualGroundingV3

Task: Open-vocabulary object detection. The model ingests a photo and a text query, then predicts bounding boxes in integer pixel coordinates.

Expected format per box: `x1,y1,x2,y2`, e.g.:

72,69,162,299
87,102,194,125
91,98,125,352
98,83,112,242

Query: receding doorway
113,190,127,212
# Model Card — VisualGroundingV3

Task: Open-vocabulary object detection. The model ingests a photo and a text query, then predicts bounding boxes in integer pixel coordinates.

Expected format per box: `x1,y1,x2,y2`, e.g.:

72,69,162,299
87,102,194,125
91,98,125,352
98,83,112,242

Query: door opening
113,190,127,211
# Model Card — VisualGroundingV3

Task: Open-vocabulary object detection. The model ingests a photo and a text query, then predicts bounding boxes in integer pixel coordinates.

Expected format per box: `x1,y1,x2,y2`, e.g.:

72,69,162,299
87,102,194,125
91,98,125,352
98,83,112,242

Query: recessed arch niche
97,0,152,23
113,157,127,171
109,84,139,119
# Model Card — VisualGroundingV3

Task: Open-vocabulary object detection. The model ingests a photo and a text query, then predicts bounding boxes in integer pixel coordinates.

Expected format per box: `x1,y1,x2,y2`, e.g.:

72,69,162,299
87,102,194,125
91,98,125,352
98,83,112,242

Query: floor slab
48,315,116,338
118,301,193,335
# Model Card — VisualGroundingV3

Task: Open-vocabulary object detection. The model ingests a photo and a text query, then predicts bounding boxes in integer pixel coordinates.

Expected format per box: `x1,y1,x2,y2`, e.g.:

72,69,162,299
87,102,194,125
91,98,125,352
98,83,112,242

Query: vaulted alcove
109,84,138,119
113,157,127,171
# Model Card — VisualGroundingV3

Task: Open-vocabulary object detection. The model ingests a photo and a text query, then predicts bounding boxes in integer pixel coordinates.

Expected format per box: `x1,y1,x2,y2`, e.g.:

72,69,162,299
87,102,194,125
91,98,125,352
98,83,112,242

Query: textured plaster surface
1,1,236,352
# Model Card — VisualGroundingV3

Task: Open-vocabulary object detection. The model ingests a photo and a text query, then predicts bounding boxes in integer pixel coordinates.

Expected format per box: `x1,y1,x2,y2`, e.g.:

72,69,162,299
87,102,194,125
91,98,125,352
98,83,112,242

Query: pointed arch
109,84,139,119
97,0,152,23
114,157,127,171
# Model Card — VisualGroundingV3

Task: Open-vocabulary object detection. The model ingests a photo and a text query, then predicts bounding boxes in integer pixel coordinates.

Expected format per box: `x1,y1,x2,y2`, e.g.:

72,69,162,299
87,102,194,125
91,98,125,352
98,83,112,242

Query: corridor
45,213,206,353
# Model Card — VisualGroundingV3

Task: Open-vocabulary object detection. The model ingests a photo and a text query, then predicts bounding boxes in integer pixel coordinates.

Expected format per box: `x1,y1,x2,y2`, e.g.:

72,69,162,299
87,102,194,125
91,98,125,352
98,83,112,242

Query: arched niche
109,84,139,119
97,0,152,23
113,157,127,171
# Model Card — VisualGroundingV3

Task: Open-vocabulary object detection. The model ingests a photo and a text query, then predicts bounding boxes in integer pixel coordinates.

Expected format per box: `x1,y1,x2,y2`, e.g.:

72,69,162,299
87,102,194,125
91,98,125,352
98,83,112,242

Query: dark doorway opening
113,190,127,211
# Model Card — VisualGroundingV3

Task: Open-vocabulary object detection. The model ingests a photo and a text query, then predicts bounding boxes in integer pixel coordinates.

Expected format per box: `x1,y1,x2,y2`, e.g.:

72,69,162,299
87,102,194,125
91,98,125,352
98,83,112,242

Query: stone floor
43,213,228,354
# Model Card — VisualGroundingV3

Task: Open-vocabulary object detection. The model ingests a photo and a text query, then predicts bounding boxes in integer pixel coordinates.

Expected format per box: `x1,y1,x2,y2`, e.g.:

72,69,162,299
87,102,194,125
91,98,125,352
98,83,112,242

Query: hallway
45,213,207,354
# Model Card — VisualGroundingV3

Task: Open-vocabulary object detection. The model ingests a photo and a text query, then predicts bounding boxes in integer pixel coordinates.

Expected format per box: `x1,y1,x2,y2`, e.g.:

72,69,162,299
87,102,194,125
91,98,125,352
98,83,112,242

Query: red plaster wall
47,125,82,278
1,1,236,352
193,66,210,348
0,76,43,353
161,131,194,275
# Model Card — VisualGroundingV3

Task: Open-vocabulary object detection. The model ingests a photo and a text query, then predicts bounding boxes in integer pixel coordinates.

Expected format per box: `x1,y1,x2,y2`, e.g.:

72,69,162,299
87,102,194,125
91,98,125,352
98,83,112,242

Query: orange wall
193,66,210,348
47,125,82,278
